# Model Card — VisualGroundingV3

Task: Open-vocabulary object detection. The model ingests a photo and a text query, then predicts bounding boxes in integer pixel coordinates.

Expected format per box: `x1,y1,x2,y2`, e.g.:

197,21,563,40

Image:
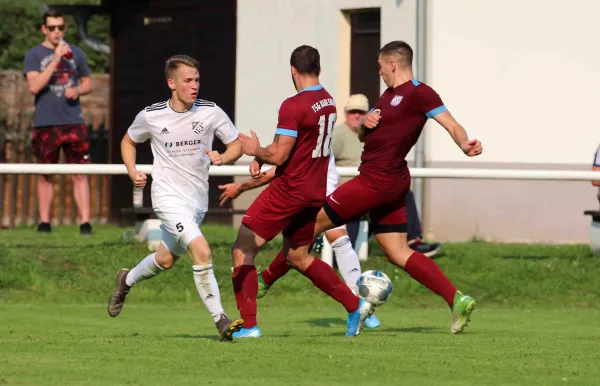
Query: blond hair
164,55,200,81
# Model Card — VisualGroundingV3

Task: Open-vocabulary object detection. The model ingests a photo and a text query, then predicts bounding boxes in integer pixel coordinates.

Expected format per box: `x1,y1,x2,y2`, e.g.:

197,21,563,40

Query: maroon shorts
33,124,89,164
242,186,321,246
324,174,411,234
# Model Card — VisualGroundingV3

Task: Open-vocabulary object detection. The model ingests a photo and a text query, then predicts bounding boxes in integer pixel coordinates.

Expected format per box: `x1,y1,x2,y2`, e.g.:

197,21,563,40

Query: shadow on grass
307,317,346,328
376,326,438,334
322,326,437,337
169,333,292,340
168,334,225,341
307,318,438,335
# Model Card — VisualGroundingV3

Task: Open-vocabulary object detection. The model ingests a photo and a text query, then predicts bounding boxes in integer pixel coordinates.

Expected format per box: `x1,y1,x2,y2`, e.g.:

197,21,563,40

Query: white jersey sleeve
594,144,600,167
127,110,150,143
213,106,239,145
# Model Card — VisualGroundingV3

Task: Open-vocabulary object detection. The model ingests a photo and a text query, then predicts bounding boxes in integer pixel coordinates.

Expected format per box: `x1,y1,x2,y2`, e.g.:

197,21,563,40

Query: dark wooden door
108,0,236,224
350,8,381,110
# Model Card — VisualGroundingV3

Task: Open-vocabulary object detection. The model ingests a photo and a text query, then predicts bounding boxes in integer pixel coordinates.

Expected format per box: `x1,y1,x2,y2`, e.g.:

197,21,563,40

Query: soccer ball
356,270,393,307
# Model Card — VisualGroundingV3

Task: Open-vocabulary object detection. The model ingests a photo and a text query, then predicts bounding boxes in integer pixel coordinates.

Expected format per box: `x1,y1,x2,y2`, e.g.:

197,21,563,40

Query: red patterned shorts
32,124,89,164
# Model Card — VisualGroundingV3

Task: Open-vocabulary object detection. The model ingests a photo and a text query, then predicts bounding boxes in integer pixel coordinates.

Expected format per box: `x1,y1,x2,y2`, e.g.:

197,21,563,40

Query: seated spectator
332,94,441,257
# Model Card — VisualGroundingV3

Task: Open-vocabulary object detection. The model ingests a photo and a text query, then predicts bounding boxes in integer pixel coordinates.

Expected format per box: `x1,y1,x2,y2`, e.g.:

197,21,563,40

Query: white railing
2,163,600,266
2,163,600,180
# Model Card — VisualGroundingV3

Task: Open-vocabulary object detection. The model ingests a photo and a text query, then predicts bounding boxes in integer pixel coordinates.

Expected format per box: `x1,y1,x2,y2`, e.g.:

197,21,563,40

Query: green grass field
2,224,600,385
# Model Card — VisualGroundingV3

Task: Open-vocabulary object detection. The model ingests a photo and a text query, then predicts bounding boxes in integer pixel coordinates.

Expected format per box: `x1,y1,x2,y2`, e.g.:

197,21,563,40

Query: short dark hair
43,8,64,26
379,41,413,66
164,55,200,81
290,45,320,75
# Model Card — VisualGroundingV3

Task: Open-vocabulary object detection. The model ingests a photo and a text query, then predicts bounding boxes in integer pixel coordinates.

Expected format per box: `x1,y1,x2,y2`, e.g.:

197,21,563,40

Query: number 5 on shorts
176,222,184,232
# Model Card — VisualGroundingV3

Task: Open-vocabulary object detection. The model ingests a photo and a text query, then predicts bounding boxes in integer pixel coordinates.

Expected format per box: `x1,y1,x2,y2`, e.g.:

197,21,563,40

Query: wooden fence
0,70,110,229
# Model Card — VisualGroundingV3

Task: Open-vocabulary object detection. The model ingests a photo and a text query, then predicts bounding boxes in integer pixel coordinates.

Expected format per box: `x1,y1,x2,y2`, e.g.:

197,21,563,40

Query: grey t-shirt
23,44,91,127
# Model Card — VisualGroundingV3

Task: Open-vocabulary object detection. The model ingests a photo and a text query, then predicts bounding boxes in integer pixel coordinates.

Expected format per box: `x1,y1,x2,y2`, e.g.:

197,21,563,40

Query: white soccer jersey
127,99,239,212
326,151,339,196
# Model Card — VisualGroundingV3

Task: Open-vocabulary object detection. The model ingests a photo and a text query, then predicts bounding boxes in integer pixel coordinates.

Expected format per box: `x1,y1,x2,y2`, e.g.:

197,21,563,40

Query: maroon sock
260,249,292,286
404,251,457,307
302,258,360,313
232,265,258,328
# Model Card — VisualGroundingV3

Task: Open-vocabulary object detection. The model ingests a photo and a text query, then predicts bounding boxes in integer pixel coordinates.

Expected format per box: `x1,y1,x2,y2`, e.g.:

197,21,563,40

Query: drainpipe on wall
413,0,426,219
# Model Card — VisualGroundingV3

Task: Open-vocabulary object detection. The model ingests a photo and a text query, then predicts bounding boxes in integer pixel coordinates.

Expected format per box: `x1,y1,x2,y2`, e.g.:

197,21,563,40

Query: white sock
331,235,362,294
126,253,163,286
193,265,224,322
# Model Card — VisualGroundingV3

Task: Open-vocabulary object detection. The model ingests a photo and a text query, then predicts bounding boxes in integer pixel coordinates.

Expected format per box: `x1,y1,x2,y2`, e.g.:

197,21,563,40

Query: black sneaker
80,222,92,235
409,239,441,258
107,268,131,317
37,222,52,233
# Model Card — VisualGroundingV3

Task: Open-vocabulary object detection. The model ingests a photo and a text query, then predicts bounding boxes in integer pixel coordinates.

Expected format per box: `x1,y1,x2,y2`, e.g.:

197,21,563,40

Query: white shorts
326,155,346,232
155,208,206,256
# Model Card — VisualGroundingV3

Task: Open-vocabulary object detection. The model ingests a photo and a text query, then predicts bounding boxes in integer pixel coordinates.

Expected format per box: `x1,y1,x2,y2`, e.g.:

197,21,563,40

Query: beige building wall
424,0,600,242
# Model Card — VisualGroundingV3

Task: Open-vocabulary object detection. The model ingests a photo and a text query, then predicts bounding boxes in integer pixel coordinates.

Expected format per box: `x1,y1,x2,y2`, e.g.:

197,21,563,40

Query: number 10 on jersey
312,113,336,158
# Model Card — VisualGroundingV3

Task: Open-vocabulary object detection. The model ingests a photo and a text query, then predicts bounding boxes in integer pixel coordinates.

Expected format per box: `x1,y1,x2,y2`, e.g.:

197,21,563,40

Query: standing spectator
332,94,441,257
23,8,94,234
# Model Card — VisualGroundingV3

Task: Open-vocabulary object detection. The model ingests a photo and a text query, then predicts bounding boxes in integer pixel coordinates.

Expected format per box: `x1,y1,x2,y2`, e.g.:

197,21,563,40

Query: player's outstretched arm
222,139,243,164
121,133,147,188
239,131,296,166
433,111,482,157
218,167,276,206
207,138,243,166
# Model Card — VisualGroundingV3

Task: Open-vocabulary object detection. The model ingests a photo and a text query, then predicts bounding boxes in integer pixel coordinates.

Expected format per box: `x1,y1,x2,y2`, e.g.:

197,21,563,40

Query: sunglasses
45,24,66,32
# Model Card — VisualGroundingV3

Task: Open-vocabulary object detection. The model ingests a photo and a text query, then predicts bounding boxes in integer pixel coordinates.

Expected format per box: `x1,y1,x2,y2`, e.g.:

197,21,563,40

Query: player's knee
155,249,178,270
232,226,261,258
284,250,308,268
382,243,413,267
188,241,212,265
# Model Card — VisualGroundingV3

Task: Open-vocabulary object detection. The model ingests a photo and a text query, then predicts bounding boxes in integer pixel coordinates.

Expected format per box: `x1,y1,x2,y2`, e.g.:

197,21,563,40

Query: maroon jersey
268,85,337,206
359,79,446,183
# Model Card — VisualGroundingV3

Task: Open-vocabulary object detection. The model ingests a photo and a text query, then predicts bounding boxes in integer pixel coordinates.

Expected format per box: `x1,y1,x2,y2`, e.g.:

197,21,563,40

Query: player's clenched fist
205,150,223,165
362,109,381,129
461,139,483,157
129,170,147,188
250,159,264,179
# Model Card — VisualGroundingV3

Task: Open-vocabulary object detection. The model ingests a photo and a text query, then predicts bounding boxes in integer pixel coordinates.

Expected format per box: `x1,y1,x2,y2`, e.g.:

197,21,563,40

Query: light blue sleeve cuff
275,128,298,137
425,105,447,118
